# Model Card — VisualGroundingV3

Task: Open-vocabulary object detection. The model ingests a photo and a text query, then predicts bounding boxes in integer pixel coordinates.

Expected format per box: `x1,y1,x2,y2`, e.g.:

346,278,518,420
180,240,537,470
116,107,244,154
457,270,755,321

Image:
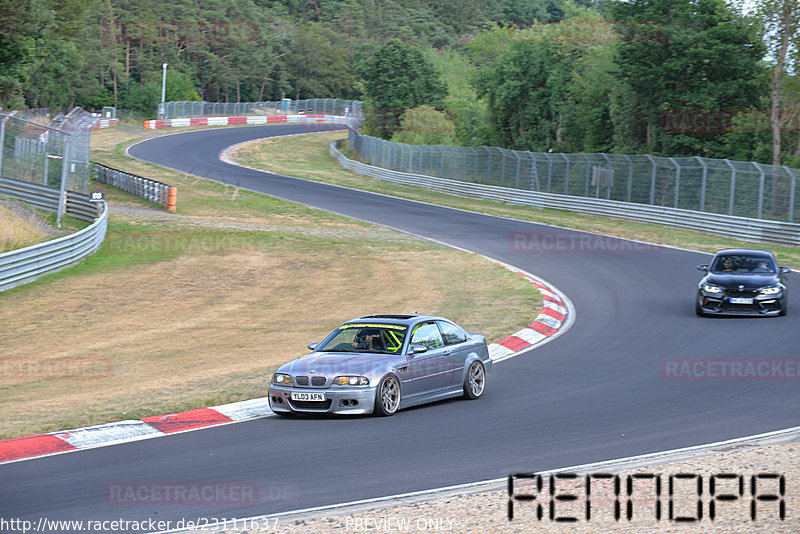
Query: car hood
280,351,399,376
703,273,781,288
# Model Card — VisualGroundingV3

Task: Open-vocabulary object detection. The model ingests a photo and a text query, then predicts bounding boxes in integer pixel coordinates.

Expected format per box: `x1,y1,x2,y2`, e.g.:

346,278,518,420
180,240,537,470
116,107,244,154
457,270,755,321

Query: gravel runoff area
191,428,799,534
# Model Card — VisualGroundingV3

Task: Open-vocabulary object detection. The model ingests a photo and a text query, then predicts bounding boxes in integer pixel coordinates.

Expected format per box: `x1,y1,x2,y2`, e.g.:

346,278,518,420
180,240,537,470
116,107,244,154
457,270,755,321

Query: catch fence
348,131,800,224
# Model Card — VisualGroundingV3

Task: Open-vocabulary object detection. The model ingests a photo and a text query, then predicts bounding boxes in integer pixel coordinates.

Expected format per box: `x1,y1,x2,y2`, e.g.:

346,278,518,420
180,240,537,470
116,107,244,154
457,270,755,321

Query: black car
696,249,790,316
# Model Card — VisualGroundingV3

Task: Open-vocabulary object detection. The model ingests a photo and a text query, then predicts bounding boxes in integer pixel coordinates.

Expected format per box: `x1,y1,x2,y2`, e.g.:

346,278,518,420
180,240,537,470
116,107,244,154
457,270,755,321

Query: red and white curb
0,399,272,465
144,114,349,129
487,259,573,363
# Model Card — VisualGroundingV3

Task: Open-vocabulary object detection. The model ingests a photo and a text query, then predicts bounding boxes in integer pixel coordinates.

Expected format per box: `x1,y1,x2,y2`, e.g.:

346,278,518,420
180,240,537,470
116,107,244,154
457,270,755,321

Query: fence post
753,162,765,219
724,159,736,215
0,112,13,179
562,154,570,195
784,166,796,223
669,157,679,208
646,155,656,205
697,157,708,212
57,138,71,227
623,155,633,202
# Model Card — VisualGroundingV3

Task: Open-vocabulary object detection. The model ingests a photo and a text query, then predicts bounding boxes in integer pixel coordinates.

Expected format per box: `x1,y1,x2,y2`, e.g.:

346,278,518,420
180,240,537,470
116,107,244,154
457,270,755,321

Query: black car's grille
289,399,332,410
294,375,328,387
725,288,759,298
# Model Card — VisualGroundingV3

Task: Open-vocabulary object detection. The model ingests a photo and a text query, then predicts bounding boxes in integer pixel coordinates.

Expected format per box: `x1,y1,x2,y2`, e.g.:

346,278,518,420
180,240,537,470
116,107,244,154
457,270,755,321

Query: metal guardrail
331,140,800,247
93,162,173,208
0,181,108,292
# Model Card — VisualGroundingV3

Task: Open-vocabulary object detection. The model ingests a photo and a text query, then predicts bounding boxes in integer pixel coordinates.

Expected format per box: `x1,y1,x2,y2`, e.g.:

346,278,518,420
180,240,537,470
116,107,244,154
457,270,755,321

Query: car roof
714,248,775,258
342,314,445,327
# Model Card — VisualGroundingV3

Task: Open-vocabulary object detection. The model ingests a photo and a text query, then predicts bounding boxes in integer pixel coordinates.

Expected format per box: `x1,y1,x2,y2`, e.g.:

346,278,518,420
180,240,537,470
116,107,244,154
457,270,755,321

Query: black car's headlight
333,375,370,386
760,286,781,295
702,284,723,294
271,373,292,385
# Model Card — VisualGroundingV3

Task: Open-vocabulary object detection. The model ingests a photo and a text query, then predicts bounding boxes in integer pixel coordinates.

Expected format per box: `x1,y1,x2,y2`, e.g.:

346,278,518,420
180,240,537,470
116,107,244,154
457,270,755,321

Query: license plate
730,297,753,304
291,391,325,401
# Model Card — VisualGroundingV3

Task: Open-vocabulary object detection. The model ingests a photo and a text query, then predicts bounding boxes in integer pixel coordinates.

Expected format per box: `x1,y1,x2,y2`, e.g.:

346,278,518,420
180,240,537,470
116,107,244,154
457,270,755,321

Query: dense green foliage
358,40,447,138
2,0,799,165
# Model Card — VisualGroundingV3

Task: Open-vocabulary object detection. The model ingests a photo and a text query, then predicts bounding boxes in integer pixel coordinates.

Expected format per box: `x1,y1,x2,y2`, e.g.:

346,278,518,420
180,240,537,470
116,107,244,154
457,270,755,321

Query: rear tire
462,361,486,400
373,375,401,416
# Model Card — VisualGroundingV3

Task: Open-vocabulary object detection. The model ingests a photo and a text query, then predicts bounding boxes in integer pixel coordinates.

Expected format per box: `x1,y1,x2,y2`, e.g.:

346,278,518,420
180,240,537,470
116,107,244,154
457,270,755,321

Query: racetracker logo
105,482,259,505
1,358,111,382
509,231,661,254
661,359,800,381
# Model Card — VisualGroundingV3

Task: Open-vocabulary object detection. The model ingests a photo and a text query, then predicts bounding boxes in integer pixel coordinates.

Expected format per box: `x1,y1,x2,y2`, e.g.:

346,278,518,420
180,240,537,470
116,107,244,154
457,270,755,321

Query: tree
473,2,617,151
391,106,457,145
285,22,356,100
357,39,447,138
609,0,766,156
754,0,800,166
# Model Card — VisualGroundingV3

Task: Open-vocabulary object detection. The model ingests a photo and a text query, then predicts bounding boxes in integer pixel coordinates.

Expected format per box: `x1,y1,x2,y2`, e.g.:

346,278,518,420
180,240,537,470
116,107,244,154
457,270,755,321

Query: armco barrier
93,163,175,210
330,141,800,247
144,114,348,129
0,181,108,292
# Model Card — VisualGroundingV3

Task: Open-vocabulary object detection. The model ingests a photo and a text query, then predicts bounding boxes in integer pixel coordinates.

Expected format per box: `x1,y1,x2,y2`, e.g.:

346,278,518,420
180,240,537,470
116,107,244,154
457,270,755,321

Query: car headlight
333,375,370,386
271,373,292,385
703,284,723,293
760,286,781,295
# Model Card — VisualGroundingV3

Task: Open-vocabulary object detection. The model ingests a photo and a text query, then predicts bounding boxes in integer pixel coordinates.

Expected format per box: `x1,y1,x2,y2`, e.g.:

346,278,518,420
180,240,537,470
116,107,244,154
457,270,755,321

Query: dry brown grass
0,203,52,252
0,212,541,438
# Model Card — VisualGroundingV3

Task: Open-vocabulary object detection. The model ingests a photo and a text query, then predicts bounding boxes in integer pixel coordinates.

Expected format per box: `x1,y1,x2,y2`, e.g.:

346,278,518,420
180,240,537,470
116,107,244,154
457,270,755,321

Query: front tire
695,301,705,317
462,361,486,400
373,375,401,416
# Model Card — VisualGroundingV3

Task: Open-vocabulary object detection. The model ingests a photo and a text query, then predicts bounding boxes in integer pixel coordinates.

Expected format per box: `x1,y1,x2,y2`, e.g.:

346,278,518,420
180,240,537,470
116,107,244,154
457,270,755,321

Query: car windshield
317,323,408,354
711,254,775,273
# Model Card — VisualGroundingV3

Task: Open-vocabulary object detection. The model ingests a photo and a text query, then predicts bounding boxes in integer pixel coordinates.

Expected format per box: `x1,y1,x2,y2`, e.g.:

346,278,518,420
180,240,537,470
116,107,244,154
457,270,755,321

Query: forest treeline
3,0,800,166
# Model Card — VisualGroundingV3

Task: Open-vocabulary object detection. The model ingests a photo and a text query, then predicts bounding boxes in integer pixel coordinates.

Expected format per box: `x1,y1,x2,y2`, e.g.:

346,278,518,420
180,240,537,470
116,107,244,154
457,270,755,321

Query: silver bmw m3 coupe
268,314,491,416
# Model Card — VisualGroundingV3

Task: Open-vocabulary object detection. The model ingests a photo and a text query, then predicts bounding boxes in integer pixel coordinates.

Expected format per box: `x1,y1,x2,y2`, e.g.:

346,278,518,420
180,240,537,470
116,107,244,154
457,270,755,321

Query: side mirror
409,344,428,355
780,266,791,274
697,264,709,272
308,342,319,351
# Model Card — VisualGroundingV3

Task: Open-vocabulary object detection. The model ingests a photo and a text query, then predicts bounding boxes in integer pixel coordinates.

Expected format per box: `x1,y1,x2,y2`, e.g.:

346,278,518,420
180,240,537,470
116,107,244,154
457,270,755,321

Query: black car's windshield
711,254,776,273
317,323,408,354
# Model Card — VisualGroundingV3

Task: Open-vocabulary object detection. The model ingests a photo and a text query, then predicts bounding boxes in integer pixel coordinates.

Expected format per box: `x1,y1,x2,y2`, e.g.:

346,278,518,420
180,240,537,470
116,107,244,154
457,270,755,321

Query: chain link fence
348,130,800,224
0,107,97,224
159,99,362,120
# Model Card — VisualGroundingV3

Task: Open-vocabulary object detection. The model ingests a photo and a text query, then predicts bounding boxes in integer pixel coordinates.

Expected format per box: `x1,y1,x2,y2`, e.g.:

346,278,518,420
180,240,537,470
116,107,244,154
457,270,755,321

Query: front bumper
268,385,377,415
697,291,785,316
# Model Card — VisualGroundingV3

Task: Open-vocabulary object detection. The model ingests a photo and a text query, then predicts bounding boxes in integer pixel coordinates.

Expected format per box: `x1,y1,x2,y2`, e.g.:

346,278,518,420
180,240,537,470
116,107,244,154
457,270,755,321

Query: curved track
2,124,798,530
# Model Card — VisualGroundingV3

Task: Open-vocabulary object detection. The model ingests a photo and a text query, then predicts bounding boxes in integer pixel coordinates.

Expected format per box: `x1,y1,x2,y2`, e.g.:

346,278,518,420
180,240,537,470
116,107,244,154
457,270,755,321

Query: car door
401,322,451,399
436,320,472,388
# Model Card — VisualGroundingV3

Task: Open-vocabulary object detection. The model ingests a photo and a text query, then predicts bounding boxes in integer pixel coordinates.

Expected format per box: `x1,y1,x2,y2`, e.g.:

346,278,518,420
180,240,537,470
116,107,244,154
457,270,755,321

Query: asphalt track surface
3,124,799,531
